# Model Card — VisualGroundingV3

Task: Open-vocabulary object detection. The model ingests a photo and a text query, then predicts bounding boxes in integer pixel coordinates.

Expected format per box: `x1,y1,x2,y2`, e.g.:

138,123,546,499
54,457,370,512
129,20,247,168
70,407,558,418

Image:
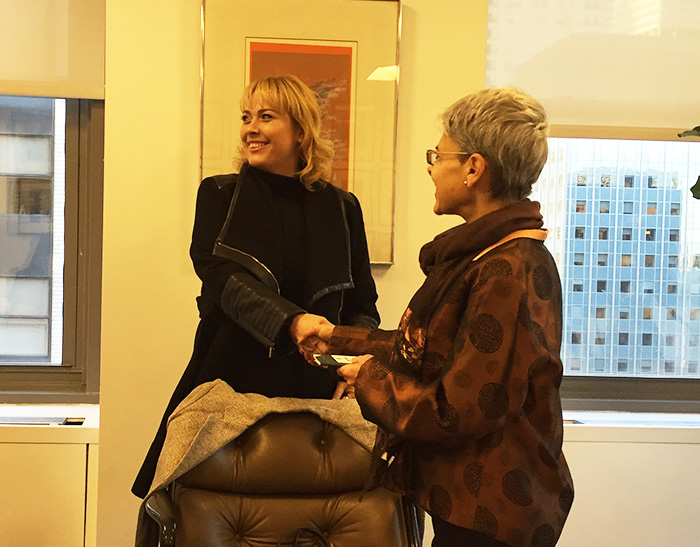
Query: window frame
0,99,103,403
547,126,700,413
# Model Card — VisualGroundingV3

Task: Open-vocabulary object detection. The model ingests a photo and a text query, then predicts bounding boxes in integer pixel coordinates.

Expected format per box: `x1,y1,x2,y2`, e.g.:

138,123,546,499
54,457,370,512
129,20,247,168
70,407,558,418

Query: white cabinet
0,406,99,547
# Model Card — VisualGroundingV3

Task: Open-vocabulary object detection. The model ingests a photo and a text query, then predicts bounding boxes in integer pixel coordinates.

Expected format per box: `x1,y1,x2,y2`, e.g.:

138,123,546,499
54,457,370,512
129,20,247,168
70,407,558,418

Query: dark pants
431,516,510,547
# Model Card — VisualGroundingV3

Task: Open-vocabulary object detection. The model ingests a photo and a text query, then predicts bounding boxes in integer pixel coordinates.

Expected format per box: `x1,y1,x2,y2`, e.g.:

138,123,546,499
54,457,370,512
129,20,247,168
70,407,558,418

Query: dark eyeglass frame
426,149,474,166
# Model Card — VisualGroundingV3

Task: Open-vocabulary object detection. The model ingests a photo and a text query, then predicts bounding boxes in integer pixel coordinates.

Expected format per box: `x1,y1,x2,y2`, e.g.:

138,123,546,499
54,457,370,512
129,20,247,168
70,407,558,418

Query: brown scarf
411,199,543,327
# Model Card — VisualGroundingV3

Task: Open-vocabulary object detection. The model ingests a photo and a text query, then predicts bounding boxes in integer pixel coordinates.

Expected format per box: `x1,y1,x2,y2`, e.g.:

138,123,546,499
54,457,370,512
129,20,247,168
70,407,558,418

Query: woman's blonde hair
238,75,335,189
441,87,549,201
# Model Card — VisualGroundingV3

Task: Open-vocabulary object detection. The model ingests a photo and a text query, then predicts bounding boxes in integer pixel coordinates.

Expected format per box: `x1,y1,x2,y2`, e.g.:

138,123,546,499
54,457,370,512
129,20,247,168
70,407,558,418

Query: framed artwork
201,0,400,263
246,38,356,191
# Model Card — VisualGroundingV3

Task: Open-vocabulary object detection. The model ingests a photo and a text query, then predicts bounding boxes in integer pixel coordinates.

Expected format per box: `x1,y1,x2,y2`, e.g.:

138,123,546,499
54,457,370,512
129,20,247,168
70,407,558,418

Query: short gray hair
441,87,548,201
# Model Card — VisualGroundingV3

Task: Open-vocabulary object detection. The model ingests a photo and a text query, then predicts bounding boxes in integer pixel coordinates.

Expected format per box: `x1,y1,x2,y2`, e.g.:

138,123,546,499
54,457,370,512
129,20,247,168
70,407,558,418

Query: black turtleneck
256,169,307,307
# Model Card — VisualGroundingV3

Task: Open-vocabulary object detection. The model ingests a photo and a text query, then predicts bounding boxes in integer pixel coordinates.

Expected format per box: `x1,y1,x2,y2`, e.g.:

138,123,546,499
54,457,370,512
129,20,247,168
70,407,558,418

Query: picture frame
201,0,400,264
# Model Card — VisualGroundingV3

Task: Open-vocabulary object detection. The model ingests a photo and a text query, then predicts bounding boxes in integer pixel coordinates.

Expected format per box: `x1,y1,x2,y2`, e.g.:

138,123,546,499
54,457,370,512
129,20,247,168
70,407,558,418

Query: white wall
98,1,202,544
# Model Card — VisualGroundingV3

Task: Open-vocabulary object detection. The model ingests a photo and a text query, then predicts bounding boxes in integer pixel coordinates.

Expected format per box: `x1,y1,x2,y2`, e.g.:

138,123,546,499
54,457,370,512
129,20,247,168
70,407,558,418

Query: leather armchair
144,411,421,546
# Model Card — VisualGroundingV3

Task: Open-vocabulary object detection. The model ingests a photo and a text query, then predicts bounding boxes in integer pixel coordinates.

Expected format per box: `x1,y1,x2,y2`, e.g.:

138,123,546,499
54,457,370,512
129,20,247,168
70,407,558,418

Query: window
0,96,103,402
486,2,700,410
575,200,586,213
530,137,700,411
571,332,582,344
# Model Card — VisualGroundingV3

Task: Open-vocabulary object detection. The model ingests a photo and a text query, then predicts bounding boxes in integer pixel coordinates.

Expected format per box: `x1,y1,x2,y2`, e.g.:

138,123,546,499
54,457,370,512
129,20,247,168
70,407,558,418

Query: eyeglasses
426,149,474,166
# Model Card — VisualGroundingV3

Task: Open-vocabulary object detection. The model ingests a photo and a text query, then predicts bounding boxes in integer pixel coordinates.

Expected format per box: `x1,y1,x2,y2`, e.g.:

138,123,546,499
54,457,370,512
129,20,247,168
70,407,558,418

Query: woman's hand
335,354,373,393
332,381,356,400
289,313,335,363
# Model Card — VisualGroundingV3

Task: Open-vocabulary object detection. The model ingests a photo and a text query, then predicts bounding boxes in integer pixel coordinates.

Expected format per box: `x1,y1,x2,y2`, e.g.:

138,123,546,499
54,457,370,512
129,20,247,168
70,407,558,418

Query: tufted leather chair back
169,411,419,546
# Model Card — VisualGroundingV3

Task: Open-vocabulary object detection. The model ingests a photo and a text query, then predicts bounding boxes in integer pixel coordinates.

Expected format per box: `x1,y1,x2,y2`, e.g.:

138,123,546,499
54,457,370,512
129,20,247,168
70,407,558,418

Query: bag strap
472,228,548,262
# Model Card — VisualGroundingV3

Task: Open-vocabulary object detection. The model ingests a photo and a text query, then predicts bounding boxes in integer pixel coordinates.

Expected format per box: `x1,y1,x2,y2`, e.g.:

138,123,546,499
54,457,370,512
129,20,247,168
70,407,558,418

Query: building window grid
0,99,65,364
533,138,700,379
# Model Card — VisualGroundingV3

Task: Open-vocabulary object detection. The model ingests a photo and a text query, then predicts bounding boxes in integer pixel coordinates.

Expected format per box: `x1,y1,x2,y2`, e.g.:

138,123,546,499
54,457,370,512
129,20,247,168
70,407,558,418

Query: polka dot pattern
502,469,534,506
478,382,509,419
531,524,556,547
367,360,390,381
463,462,483,497
379,397,398,429
559,485,574,513
532,264,553,300
469,314,503,353
475,258,513,291
421,351,445,382
435,398,460,432
472,505,499,538
429,485,452,519
538,443,558,469
476,429,504,451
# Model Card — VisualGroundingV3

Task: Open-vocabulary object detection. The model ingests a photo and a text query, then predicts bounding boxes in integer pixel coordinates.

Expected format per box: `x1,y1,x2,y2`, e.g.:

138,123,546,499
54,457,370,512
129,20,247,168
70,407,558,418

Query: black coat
132,164,380,498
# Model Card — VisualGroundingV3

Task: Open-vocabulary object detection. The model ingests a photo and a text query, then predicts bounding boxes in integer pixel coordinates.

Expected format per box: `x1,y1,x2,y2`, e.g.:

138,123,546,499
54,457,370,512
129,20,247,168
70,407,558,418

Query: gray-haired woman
299,87,574,547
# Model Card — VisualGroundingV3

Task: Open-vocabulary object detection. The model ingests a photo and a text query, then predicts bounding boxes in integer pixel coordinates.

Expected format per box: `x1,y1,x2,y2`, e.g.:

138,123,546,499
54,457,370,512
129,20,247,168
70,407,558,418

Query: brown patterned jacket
328,202,574,547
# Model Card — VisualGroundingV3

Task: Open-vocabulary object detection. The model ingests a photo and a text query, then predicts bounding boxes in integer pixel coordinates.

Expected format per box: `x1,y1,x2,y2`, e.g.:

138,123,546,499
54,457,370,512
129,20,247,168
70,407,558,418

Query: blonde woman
132,75,379,498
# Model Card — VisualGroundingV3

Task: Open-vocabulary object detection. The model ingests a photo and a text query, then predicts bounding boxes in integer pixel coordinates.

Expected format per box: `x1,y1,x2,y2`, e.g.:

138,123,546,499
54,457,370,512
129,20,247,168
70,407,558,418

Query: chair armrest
144,489,176,547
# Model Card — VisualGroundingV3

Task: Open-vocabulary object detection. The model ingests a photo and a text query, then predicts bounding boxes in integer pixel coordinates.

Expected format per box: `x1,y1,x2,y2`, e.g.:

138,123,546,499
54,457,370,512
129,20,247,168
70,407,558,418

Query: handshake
288,313,370,399
288,313,335,361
